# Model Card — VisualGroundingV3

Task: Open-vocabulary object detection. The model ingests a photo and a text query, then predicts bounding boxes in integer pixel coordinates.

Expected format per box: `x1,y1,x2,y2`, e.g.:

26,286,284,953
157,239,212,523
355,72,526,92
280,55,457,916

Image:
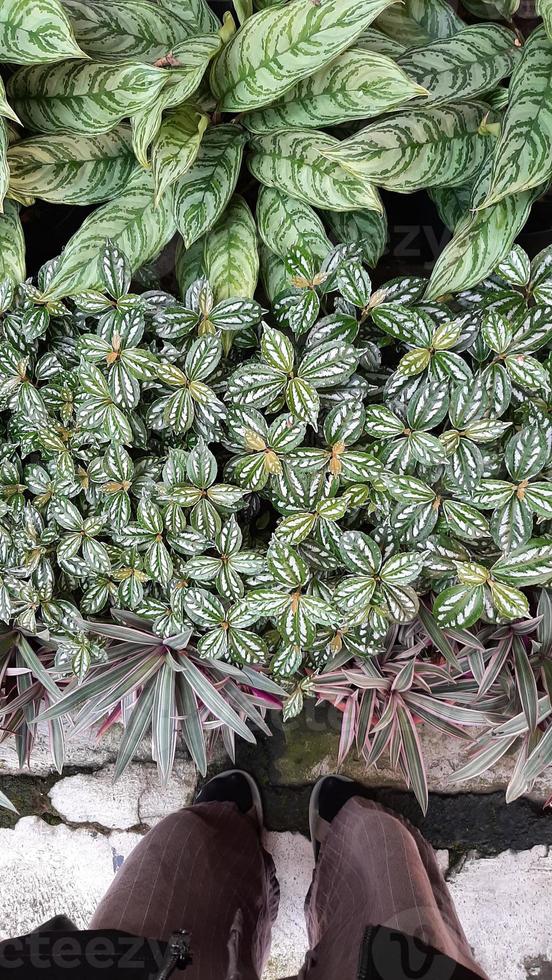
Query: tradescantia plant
0,233,552,812
1,0,552,301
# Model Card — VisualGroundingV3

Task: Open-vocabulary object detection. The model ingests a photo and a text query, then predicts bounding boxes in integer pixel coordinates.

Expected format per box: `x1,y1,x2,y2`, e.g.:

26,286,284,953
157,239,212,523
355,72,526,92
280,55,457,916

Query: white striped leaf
0,78,19,125
398,25,520,106
0,200,25,282
0,0,85,64
433,583,485,628
493,539,552,586
324,209,387,267
8,61,168,136
152,107,209,204
174,124,245,248
256,186,330,262
157,0,220,35
481,27,552,208
248,130,382,213
62,0,198,62
41,170,176,301
7,127,136,205
130,35,222,167
243,48,426,133
175,236,206,297
210,0,396,111
324,103,493,192
260,243,288,303
203,194,259,301
356,28,407,59
425,182,542,299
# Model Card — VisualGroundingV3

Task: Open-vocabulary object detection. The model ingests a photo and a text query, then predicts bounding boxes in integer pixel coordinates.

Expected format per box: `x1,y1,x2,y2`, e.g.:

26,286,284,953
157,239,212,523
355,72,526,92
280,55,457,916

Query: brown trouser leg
298,799,488,980
90,801,279,980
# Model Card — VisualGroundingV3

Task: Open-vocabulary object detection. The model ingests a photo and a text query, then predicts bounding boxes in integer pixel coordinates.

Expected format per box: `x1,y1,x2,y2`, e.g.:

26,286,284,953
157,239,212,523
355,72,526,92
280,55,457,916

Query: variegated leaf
480,27,552,208
248,130,382,213
203,194,259,301
0,0,85,64
210,0,396,111
398,25,519,106
0,200,25,282
174,125,245,248
7,126,136,205
63,0,198,62
157,0,220,34
374,6,431,48
243,48,426,133
324,209,387,267
539,0,552,41
8,61,168,136
152,107,209,204
0,121,7,213
405,0,465,38
324,103,493,192
257,186,330,262
41,170,176,300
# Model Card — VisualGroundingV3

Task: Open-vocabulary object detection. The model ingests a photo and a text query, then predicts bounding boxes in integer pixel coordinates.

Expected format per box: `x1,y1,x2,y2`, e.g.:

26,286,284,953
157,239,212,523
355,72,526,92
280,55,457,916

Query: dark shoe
309,775,371,859
195,769,263,827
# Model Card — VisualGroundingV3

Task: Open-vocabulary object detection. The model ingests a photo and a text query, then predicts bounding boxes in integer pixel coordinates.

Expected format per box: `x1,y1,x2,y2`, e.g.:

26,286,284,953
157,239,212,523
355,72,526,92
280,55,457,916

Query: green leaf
324,103,493,192
539,0,552,41
243,48,426,133
0,0,85,64
174,655,255,743
480,28,552,207
174,124,245,248
63,0,199,62
41,170,176,300
210,0,396,111
152,108,209,204
0,121,8,214
405,0,466,38
203,194,258,301
398,24,519,106
8,61,167,136
257,186,330,263
7,127,136,205
396,703,428,813
0,200,25,283
267,537,308,588
287,376,320,429
324,209,387,267
249,130,382,212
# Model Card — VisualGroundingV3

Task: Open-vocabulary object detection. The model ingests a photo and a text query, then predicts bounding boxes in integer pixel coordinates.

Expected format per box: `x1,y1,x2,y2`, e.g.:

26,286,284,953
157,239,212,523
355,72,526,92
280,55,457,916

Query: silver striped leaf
248,130,383,213
398,24,520,107
203,194,259,301
210,0,396,112
355,28,407,59
323,209,387,267
0,0,85,65
481,27,552,208
8,61,168,136
404,0,466,38
152,107,209,204
41,170,176,300
7,126,137,205
0,121,7,213
62,0,197,61
0,200,25,282
325,103,493,193
256,186,330,262
174,125,246,248
243,48,426,133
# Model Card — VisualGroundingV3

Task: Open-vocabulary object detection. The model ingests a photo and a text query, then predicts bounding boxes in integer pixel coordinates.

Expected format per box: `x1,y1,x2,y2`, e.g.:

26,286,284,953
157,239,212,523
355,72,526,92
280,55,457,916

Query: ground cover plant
2,0,552,813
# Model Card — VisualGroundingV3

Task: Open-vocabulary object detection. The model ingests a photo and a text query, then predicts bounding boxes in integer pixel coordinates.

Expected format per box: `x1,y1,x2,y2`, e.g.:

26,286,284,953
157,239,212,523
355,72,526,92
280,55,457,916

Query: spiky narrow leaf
249,130,382,213
203,194,259,301
0,0,85,65
174,125,245,248
8,61,167,136
41,171,176,300
481,27,552,207
210,0,397,112
243,48,425,133
7,127,136,205
324,103,492,193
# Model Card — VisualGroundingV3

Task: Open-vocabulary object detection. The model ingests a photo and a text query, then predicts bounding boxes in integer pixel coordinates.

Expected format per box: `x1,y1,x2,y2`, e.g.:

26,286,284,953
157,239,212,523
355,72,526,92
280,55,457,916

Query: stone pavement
0,721,551,979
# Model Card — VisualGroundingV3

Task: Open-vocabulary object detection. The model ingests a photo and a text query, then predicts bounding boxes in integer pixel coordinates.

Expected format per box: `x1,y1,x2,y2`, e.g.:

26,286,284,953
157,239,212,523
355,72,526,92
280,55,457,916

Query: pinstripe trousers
90,798,488,980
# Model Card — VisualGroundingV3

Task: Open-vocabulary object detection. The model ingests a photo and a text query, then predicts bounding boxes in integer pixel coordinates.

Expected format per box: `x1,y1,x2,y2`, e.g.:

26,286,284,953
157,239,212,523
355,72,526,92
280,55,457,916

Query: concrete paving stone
48,761,198,830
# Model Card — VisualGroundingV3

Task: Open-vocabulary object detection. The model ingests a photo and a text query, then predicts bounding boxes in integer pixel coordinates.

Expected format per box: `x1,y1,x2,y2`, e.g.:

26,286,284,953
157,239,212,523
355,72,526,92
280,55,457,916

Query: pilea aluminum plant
1,0,552,302
0,232,552,813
